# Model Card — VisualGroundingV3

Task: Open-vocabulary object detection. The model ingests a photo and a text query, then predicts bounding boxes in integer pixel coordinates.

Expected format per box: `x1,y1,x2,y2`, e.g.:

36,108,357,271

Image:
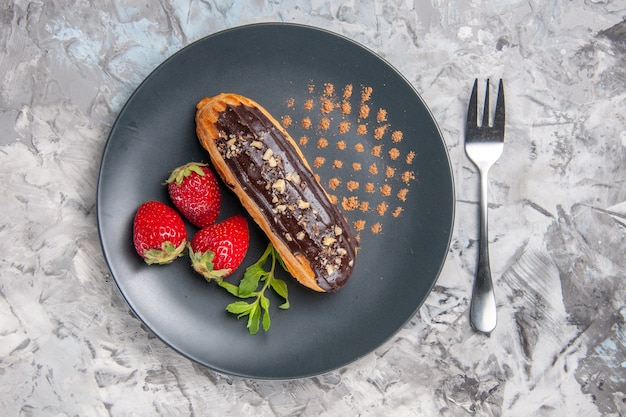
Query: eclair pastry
195,93,357,292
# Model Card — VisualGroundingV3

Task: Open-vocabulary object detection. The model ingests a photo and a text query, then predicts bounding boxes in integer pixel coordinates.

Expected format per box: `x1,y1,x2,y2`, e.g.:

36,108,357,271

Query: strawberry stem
165,162,208,185
189,246,231,281
143,239,187,265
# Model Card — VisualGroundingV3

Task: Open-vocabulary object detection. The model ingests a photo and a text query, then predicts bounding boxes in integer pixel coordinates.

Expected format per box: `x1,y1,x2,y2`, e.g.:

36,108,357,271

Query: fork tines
466,79,505,138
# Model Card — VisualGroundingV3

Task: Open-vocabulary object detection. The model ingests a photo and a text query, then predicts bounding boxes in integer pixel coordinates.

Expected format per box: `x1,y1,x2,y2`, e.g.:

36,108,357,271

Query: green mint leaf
225,301,253,318
260,294,270,311
247,302,261,335
218,281,241,297
269,278,289,309
239,265,265,297
261,300,271,331
260,295,271,331
221,243,294,334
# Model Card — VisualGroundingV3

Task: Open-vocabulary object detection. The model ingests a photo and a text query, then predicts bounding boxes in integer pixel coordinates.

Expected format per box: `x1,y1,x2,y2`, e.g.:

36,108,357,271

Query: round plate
97,23,454,379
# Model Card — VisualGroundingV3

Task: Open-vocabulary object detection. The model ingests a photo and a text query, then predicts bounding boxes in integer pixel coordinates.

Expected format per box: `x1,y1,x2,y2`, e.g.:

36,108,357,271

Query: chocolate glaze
214,104,357,291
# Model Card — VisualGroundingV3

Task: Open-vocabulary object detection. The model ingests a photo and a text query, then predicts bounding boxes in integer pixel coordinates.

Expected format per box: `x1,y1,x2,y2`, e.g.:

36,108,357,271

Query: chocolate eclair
195,93,357,292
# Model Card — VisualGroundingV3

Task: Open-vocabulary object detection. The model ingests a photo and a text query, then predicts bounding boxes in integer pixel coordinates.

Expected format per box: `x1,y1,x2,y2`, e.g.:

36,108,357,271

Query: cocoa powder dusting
401,171,416,184
341,101,351,115
324,83,335,97
397,188,409,202
285,81,420,239
361,86,373,102
388,147,400,160
376,108,388,123
343,84,353,99
321,98,334,114
353,219,366,232
342,196,359,211
359,104,370,119
374,124,389,140
346,180,359,191
313,156,326,168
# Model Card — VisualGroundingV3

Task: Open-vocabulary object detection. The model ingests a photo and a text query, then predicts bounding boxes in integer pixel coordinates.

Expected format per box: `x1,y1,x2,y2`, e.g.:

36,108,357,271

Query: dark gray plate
97,23,454,379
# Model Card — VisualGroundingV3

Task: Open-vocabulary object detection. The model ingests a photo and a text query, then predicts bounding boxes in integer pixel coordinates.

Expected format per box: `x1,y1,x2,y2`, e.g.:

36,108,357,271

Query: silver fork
465,79,505,334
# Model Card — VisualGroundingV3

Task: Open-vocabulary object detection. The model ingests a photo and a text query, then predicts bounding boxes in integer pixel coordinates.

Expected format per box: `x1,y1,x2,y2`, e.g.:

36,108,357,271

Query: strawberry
189,215,250,280
133,201,187,264
165,162,221,228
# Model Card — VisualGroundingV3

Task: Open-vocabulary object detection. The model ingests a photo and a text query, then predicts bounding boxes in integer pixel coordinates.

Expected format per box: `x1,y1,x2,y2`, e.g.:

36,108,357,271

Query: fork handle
470,170,497,334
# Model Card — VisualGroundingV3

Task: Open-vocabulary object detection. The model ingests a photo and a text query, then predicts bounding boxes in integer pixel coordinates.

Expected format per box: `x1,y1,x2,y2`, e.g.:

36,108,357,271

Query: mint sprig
218,243,290,334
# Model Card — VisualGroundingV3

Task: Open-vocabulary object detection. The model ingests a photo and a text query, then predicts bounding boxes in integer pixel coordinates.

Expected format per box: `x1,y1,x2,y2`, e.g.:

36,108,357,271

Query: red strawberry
166,162,221,228
133,201,187,264
189,215,249,280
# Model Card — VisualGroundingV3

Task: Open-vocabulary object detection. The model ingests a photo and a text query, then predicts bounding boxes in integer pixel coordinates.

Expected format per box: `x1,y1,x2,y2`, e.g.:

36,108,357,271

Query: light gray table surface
1,1,624,416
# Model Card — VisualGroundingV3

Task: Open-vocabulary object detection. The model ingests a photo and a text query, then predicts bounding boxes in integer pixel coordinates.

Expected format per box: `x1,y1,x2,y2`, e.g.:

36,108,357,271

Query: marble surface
1,0,625,415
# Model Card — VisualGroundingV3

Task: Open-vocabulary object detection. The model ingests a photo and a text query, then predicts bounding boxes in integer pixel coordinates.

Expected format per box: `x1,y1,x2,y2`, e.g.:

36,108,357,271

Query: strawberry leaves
218,243,290,334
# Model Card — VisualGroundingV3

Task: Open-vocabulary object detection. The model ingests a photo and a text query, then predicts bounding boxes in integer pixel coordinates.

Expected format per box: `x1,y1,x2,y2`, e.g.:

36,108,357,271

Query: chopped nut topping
262,148,273,160
334,226,342,236
276,204,287,213
337,248,347,256
250,140,263,149
285,233,293,241
296,231,305,240
322,236,337,246
272,178,286,193
285,172,300,185
297,200,310,209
